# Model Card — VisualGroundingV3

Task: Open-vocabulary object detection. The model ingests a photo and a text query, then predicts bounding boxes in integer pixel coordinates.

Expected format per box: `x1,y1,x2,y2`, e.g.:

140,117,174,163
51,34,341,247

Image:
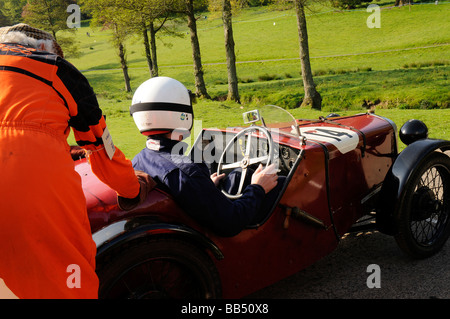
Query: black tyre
395,152,450,259
97,237,222,299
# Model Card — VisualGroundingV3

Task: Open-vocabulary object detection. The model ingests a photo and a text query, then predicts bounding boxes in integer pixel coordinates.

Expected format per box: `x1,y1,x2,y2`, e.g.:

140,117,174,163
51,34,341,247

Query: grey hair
0,31,57,54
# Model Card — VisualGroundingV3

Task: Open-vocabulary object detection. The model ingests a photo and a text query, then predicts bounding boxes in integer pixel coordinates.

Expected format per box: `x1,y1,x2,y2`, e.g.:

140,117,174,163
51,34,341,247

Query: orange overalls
0,43,140,298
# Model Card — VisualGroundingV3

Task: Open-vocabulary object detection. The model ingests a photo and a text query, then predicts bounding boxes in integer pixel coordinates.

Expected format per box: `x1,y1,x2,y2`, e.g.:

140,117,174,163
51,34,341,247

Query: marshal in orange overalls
0,41,140,298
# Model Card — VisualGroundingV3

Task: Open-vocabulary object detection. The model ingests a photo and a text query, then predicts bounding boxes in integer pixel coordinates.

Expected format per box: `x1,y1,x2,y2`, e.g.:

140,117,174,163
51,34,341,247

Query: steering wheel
217,126,275,199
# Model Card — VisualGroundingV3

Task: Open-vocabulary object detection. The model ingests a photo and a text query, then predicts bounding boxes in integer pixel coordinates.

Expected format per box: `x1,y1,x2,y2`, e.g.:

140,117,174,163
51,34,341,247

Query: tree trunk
294,0,322,110
142,21,154,77
222,0,240,103
118,42,131,92
149,21,158,77
186,0,210,99
395,0,412,6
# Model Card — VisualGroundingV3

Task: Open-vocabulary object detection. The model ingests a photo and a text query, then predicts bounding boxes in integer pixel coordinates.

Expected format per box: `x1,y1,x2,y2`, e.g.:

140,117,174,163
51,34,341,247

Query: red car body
76,110,450,299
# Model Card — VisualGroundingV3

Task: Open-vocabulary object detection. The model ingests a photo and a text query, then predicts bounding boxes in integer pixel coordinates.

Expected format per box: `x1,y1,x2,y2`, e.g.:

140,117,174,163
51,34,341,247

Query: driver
131,77,283,237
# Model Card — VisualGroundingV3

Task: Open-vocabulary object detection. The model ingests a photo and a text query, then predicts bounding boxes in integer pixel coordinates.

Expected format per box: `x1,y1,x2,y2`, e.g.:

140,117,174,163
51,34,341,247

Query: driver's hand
251,164,278,194
211,172,226,187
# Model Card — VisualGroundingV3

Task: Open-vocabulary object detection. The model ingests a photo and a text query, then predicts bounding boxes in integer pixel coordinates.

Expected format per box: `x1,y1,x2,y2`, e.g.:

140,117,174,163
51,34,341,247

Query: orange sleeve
54,58,140,199
72,116,140,199
86,144,140,199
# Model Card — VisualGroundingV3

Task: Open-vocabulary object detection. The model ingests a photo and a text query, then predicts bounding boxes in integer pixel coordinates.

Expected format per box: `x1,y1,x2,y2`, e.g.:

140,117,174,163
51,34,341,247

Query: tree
0,11,8,27
112,22,132,92
22,0,70,39
123,0,168,77
22,0,79,57
184,0,210,98
0,0,27,25
138,13,173,78
112,0,183,78
81,0,133,91
222,0,240,102
294,0,322,109
395,0,412,6
140,18,155,76
123,0,210,96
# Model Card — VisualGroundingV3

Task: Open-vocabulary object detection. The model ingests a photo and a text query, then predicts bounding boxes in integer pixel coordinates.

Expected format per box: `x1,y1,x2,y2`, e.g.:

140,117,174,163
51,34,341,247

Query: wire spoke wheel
104,257,203,299
410,169,447,245
395,152,450,259
97,238,222,299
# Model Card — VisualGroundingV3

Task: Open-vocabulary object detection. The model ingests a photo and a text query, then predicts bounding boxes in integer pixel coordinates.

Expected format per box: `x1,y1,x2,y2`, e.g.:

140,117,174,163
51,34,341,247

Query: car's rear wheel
395,152,450,259
97,237,222,299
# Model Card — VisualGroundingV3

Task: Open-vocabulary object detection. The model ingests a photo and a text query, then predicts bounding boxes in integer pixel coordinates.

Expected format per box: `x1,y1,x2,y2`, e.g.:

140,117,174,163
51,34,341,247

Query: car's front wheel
395,152,450,259
97,237,222,299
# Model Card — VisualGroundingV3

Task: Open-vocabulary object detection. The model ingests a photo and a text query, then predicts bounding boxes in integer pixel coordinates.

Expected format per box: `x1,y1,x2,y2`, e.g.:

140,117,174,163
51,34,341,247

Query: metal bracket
282,205,328,230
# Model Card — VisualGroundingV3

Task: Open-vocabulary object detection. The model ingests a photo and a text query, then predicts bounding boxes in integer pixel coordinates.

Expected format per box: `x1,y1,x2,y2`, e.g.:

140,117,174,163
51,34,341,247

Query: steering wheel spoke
221,162,242,170
248,155,270,166
236,168,248,195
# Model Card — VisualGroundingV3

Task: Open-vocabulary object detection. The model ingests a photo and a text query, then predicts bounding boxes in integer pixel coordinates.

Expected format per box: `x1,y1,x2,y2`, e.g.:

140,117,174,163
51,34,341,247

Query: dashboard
278,144,300,174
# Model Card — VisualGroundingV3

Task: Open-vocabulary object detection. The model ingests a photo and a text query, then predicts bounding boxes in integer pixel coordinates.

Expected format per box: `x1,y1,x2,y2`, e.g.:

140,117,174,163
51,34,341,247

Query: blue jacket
132,137,268,237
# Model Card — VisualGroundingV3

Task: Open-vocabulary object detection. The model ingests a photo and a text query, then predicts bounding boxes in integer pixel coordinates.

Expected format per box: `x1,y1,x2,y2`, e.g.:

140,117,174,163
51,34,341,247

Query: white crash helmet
130,77,193,136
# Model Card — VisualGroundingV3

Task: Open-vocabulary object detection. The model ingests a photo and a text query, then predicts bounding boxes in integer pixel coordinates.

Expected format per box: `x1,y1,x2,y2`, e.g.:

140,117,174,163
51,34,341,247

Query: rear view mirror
243,110,260,124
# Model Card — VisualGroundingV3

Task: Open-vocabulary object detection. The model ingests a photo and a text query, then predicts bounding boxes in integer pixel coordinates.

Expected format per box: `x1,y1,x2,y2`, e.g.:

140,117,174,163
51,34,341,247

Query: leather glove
70,145,86,160
117,170,156,210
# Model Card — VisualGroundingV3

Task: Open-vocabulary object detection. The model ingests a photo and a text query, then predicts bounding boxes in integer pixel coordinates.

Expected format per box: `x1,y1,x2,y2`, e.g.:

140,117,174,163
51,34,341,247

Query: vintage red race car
75,105,450,299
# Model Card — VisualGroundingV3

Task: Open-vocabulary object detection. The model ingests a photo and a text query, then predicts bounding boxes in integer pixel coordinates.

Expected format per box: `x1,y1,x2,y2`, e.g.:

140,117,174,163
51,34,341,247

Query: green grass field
66,1,450,157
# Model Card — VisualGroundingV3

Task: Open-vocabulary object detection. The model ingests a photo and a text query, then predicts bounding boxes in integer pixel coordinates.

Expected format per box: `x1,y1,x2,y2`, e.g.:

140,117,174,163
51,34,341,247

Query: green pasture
70,2,450,71
66,1,450,158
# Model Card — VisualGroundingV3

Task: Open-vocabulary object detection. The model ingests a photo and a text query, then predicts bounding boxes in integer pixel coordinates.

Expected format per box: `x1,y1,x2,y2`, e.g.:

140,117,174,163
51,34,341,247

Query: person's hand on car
251,164,278,194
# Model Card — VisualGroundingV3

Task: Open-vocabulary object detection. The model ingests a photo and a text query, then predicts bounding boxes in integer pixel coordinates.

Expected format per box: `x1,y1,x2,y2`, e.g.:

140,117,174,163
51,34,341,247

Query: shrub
258,73,282,81
330,0,374,9
268,91,304,109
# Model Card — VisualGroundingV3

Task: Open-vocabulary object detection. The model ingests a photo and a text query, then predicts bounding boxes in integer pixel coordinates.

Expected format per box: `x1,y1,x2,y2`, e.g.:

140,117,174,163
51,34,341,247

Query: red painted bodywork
76,112,396,298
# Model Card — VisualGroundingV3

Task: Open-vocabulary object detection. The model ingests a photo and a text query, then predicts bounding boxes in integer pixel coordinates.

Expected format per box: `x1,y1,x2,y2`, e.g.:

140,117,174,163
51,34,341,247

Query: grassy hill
65,1,450,157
